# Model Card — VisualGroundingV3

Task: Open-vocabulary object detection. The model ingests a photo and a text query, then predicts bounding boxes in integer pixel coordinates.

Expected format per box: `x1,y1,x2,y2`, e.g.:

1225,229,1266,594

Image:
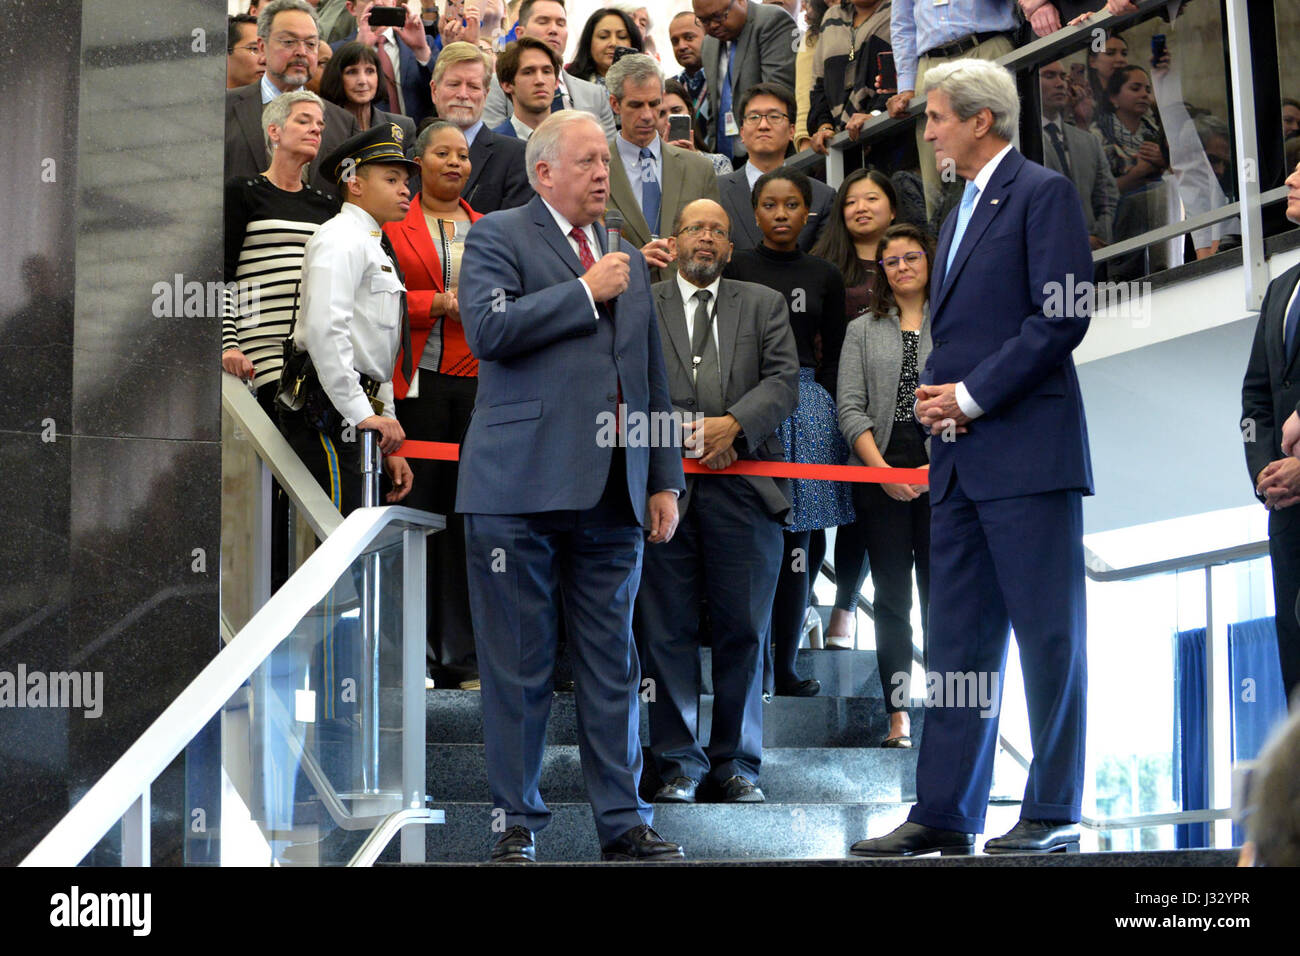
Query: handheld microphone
605,209,624,255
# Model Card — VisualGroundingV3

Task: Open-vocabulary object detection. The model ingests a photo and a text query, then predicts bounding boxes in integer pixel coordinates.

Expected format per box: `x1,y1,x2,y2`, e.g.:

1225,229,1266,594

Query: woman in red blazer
384,119,484,690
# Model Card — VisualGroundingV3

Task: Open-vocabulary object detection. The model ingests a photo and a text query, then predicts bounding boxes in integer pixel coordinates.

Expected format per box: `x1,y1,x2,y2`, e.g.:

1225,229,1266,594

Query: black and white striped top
222,175,339,390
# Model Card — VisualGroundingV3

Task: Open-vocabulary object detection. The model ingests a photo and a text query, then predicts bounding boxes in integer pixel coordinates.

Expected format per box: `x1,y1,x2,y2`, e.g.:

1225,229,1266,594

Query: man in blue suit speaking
457,110,687,863
852,59,1094,857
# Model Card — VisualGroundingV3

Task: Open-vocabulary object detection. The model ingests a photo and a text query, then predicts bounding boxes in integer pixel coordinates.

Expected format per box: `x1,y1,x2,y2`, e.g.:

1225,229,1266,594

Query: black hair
737,81,797,125
810,167,897,288
867,222,934,317
228,14,258,54
751,168,812,210
567,7,642,81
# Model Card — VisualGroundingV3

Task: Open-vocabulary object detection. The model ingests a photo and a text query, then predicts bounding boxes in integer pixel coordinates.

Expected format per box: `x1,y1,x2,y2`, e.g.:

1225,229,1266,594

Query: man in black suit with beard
226,0,360,194
1242,158,1300,707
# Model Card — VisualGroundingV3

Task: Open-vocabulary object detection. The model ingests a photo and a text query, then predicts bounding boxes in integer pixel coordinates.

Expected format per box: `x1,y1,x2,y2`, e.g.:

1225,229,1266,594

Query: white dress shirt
675,272,722,389
296,202,405,427
954,141,1014,421
539,197,600,319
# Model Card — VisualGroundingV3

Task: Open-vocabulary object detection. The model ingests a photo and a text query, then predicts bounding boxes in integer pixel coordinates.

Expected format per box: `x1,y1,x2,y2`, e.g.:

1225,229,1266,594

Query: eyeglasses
270,35,319,52
743,111,790,126
235,42,261,55
697,1,736,27
679,224,728,239
879,251,926,270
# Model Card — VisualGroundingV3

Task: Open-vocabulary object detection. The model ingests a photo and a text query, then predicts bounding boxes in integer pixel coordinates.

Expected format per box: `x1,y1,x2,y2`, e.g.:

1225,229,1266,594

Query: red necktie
570,227,622,424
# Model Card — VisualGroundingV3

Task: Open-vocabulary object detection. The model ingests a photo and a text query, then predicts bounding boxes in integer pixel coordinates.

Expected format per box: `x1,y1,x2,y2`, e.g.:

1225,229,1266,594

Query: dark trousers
1267,515,1300,706
859,426,930,713
396,371,478,681
833,518,870,612
255,383,293,592
908,474,1087,834
768,529,824,693
635,478,783,784
464,452,652,845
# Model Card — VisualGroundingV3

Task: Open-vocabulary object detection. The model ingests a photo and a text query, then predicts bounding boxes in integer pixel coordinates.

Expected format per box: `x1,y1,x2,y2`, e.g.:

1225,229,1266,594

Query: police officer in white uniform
279,123,419,513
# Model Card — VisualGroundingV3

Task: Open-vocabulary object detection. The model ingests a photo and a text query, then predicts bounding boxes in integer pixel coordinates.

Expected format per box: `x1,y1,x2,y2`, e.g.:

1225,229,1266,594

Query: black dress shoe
489,825,535,863
718,775,765,803
776,678,821,697
849,821,974,857
983,818,1080,854
654,777,698,803
600,824,685,861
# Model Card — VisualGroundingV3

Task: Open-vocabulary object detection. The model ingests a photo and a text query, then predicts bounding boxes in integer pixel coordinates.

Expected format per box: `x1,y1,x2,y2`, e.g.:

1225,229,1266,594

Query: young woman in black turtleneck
725,169,853,698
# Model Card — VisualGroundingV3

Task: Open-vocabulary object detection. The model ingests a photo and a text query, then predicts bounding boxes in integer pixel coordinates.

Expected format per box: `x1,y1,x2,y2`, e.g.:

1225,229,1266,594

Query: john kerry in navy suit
457,111,687,863
852,60,1094,858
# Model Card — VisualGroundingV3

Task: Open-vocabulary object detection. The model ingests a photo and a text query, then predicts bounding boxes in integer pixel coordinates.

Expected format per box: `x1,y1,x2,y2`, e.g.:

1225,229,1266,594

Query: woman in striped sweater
221,89,339,417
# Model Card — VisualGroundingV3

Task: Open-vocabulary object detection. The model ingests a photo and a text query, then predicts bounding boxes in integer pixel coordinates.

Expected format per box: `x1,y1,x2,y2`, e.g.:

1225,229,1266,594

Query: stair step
425,690,925,747
425,744,918,804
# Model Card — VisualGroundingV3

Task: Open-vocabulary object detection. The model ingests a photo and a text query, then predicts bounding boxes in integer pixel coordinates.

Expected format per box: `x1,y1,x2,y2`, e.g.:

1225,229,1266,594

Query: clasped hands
914,383,970,436
683,414,742,470
1258,411,1300,510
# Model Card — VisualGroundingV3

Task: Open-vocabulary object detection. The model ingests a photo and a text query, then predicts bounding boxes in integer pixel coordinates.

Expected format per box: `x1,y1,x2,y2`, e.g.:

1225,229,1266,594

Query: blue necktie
1286,288,1300,364
945,180,980,277
716,42,735,158
639,146,661,234
551,85,564,113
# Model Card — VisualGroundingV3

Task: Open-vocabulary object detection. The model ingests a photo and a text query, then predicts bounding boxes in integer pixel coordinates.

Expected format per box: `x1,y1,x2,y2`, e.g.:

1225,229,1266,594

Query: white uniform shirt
296,202,405,427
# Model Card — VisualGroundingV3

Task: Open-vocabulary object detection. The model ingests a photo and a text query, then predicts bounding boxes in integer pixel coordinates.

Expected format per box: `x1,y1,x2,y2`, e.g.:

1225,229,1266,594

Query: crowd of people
221,0,1299,863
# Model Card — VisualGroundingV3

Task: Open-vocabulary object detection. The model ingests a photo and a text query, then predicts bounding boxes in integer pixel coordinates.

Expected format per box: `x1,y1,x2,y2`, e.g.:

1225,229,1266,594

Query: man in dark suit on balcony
851,58,1094,858
1242,159,1300,708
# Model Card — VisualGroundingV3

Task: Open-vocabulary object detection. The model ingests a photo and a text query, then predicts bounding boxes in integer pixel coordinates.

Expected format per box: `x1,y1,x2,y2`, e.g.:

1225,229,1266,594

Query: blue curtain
1227,616,1288,843
1173,627,1209,848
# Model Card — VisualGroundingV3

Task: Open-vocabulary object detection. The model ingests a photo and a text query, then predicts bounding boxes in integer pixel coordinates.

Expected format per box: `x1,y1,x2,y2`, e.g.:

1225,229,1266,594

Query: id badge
933,0,948,5
724,110,739,137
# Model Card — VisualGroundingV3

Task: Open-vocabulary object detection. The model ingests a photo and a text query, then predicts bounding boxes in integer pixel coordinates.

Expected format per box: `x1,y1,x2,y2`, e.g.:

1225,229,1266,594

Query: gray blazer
652,277,799,522
717,167,834,252
482,71,617,139
837,305,932,466
701,2,797,157
1043,120,1119,245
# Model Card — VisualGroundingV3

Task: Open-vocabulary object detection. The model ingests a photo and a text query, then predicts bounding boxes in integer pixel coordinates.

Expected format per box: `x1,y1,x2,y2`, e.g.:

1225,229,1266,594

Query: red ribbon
394,440,929,485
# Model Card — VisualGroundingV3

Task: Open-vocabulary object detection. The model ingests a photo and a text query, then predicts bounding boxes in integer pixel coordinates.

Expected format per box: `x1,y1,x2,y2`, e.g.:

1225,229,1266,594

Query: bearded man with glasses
226,0,362,194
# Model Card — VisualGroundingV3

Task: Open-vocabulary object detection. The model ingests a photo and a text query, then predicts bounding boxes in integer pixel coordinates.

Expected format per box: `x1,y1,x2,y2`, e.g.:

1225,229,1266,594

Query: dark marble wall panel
0,0,225,865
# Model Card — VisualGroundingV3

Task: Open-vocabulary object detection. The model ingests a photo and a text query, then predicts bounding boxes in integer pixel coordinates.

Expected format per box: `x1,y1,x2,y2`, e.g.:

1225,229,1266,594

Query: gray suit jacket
651,277,799,522
607,137,720,256
701,2,797,158
1043,120,1119,245
837,306,932,466
482,71,617,138
225,83,361,195
717,167,834,252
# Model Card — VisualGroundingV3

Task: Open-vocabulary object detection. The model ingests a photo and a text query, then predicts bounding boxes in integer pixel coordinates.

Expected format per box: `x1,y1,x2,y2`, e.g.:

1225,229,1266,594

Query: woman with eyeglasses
317,41,417,143
567,7,643,88
836,222,933,746
726,168,851,698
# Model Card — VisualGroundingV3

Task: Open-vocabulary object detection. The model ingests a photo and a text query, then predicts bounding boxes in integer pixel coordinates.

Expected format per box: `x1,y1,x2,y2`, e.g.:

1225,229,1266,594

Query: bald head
672,199,732,286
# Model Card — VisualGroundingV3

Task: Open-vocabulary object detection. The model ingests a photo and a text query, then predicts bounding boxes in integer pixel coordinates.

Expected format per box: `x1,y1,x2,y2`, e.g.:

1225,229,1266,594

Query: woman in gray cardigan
835,223,934,747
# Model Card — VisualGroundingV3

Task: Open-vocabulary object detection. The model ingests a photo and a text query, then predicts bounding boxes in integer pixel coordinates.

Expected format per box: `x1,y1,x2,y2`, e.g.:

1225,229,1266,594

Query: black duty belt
922,31,1012,61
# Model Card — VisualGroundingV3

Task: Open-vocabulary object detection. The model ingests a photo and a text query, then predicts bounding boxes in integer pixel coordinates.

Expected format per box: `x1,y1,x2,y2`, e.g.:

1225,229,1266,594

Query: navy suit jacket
332,32,435,125
456,195,685,523
924,148,1094,504
491,118,518,139
463,124,534,213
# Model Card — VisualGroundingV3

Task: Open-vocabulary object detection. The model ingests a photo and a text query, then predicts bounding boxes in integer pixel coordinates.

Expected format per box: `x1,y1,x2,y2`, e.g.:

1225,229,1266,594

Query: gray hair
922,58,1019,142
1195,113,1230,145
257,0,320,38
605,52,663,103
414,119,464,158
1247,707,1300,866
525,110,604,189
263,89,326,155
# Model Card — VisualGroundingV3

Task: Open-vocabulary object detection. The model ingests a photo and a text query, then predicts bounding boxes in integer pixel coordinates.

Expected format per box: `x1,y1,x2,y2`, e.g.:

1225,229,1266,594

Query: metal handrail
20,504,442,868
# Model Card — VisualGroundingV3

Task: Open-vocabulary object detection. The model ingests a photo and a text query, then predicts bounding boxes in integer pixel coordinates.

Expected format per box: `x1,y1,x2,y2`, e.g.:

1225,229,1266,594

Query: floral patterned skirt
778,368,857,532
